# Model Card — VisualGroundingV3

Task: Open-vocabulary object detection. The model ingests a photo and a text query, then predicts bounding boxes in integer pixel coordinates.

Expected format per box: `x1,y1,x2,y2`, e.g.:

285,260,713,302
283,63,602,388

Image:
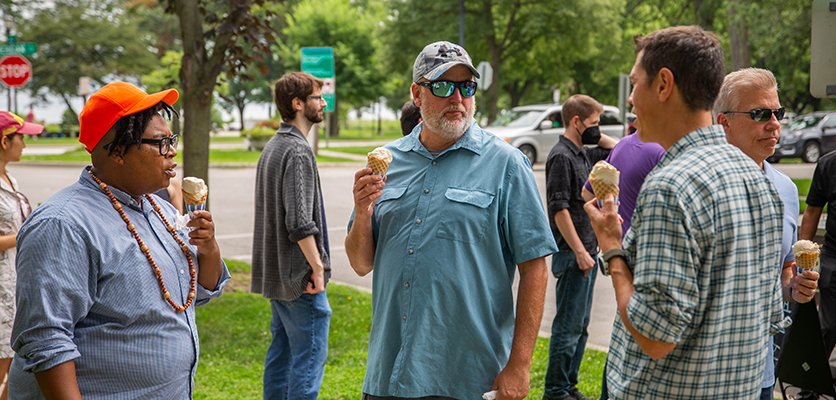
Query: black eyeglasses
140,134,179,155
416,81,477,98
722,107,785,122
307,96,324,101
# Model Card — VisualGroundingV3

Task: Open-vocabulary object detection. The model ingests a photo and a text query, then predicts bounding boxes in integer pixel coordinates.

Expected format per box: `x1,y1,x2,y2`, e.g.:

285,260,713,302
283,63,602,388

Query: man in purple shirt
583,132,665,236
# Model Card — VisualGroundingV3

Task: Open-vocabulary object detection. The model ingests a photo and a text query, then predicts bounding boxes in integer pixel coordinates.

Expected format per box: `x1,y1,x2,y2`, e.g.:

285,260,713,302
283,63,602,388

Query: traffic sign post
0,55,31,88
301,47,335,112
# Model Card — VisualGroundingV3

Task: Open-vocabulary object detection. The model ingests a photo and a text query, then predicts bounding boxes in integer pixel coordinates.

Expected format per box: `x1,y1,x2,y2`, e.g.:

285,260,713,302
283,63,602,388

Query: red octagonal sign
0,55,32,88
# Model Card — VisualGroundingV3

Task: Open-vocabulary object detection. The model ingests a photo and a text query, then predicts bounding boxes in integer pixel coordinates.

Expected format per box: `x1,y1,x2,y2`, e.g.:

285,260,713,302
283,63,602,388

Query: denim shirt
349,120,558,400
10,168,230,399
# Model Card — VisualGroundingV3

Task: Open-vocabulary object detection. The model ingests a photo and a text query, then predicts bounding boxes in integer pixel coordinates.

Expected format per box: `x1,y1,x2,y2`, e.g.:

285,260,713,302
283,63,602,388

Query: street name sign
301,47,335,112
0,43,36,56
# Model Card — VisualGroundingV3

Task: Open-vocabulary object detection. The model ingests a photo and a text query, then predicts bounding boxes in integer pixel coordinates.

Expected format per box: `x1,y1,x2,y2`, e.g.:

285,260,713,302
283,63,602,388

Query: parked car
768,111,836,163
488,104,630,164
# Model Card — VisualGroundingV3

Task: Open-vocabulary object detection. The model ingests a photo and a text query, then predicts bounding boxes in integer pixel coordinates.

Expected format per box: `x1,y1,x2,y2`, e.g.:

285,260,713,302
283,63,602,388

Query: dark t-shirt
806,151,836,256
545,135,610,253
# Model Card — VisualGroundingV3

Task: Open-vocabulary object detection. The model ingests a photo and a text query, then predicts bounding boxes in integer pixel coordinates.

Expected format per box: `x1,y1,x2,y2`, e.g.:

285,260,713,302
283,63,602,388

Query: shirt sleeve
625,181,700,344
502,155,559,264
195,259,231,306
12,218,93,373
281,150,319,242
546,154,573,214
805,159,832,208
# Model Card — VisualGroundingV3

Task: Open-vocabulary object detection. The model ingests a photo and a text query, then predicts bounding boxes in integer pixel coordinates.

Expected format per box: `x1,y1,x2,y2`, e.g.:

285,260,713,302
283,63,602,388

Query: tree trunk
328,98,339,138
727,0,751,71
174,0,224,200
238,102,246,131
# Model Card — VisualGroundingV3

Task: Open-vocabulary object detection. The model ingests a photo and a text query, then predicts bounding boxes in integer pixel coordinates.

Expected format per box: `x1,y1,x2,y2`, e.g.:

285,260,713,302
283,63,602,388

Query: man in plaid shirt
585,26,788,399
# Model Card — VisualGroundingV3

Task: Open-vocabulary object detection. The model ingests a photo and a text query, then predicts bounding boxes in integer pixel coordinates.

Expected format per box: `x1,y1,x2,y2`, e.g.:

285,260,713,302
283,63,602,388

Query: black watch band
600,248,628,276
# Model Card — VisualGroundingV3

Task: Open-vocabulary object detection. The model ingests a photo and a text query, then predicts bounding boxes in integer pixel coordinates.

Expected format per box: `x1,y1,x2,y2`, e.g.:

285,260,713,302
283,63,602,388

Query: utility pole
459,0,465,47
4,15,11,111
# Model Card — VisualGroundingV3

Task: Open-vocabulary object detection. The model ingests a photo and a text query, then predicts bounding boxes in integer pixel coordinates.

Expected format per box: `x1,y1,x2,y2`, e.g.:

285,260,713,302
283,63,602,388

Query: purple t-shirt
584,133,666,236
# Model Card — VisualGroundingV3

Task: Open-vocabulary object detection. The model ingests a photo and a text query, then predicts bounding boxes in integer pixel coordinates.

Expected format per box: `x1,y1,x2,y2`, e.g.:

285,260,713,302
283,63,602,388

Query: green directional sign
0,43,36,56
301,47,335,112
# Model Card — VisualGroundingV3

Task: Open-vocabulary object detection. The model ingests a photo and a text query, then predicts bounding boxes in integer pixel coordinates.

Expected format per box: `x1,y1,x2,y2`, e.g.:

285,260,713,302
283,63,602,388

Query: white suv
488,104,630,164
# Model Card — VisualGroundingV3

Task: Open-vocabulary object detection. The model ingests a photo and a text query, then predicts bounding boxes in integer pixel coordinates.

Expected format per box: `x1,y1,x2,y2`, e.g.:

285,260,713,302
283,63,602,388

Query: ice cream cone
182,177,208,218
367,147,392,175
792,240,821,274
796,250,820,271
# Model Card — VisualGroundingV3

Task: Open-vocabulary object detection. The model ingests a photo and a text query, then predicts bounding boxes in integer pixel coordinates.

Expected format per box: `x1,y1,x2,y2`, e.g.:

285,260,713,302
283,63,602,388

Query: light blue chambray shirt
608,126,788,400
763,160,798,389
348,120,557,400
10,168,230,399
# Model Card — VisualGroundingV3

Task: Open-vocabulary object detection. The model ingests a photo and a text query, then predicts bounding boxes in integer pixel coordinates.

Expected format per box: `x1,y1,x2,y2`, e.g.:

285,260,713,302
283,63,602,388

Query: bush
241,127,276,139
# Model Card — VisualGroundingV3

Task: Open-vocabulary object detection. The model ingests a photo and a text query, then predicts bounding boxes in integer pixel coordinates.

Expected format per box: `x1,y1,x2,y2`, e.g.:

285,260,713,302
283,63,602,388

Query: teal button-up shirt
350,120,557,400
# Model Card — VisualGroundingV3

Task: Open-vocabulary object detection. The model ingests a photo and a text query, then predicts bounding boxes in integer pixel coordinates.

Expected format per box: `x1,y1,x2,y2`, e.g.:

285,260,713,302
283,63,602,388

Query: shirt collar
559,135,582,155
277,122,307,142
395,118,483,157
657,124,727,167
80,167,146,211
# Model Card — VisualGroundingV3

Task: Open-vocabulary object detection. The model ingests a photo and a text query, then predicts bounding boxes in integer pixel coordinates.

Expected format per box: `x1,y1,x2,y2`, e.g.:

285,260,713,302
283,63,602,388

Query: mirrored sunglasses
417,81,477,98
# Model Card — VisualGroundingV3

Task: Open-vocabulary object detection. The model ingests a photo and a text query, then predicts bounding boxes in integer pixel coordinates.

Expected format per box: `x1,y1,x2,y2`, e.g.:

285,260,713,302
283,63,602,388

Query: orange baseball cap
79,82,179,153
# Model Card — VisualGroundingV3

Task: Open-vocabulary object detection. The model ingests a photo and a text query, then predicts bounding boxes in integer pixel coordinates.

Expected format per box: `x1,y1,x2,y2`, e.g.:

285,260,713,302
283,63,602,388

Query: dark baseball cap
412,41,480,83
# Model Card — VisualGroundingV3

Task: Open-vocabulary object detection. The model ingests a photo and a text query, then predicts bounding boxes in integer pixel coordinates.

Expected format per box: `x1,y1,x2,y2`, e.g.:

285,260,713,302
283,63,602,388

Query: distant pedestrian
585,25,787,399
400,100,421,135
251,72,331,400
25,108,34,124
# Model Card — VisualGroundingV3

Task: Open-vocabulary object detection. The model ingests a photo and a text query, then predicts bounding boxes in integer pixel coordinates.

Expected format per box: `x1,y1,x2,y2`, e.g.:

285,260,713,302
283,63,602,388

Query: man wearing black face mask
543,94,617,400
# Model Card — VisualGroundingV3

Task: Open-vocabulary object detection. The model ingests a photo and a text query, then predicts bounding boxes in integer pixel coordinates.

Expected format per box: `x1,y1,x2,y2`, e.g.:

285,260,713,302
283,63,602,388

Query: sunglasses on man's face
723,107,786,122
417,81,477,98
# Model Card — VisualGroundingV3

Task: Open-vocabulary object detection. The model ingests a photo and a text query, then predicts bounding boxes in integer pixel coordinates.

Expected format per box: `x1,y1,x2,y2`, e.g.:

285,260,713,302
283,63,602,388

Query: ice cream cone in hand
589,160,620,208
792,240,820,273
182,177,208,217
367,147,392,176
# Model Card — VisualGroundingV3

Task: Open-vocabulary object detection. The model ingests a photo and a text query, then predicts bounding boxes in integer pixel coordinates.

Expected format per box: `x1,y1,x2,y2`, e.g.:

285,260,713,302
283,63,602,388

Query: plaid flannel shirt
607,125,789,399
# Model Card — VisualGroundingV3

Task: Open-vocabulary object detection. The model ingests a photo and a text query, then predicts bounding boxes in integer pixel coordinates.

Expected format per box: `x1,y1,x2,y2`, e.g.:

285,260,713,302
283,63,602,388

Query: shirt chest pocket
437,187,495,243
375,184,408,225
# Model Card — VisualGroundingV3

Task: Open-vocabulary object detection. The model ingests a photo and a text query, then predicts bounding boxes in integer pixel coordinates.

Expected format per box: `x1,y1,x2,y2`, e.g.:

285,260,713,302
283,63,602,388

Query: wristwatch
600,248,628,276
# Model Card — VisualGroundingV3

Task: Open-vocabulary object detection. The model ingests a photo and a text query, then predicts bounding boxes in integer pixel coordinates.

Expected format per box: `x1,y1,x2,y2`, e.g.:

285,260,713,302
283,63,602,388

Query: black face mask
579,121,601,145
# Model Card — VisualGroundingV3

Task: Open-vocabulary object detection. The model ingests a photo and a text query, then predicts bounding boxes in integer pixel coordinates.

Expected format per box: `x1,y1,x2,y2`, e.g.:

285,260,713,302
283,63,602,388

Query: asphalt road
9,160,818,351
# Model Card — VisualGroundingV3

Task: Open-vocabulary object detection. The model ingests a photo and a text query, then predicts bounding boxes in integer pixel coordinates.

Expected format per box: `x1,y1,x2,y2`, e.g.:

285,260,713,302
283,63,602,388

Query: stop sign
0,55,32,88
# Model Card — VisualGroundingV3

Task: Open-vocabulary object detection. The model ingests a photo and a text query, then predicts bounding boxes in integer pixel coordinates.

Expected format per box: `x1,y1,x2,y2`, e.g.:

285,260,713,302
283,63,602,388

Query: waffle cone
367,156,390,175
590,178,619,200
183,191,207,206
796,251,820,270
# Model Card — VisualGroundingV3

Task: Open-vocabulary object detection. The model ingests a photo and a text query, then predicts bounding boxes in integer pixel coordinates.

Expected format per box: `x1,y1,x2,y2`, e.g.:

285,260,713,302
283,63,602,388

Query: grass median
196,259,606,399
21,147,356,164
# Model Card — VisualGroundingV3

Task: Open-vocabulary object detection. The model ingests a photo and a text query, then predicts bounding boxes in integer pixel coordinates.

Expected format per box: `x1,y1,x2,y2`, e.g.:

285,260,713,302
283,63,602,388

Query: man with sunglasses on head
346,40,557,400
543,94,616,400
585,26,787,399
715,67,819,400
251,72,332,400
10,82,230,399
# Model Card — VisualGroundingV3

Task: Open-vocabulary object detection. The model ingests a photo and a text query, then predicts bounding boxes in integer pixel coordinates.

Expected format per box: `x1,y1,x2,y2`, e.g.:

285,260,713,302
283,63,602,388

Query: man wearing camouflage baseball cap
346,41,557,400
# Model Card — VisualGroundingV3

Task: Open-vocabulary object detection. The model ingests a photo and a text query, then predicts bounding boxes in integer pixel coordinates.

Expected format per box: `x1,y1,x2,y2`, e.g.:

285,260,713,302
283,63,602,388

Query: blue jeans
760,386,773,400
263,291,331,400
544,251,598,399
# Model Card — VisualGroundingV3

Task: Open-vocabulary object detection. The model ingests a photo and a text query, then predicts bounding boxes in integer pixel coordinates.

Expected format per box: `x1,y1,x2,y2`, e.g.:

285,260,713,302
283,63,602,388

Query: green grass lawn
326,119,404,141
195,260,606,399
322,145,380,156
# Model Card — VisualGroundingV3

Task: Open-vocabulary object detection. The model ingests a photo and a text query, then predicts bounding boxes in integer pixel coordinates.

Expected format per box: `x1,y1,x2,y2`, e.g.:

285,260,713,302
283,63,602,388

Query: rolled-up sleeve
546,155,572,214
13,218,94,373
626,183,699,344
195,259,231,306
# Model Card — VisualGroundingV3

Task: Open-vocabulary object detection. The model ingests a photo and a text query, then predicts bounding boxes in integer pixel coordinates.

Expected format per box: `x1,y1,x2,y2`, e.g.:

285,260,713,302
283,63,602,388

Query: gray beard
421,106,475,141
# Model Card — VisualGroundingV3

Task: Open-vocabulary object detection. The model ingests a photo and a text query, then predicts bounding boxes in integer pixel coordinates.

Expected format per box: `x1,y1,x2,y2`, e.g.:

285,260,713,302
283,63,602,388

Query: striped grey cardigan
251,122,330,301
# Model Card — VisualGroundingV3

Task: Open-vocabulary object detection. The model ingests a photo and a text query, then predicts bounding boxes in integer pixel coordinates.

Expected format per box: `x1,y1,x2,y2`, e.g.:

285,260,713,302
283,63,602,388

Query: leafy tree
19,0,157,121
217,67,273,131
277,0,389,137
162,0,276,187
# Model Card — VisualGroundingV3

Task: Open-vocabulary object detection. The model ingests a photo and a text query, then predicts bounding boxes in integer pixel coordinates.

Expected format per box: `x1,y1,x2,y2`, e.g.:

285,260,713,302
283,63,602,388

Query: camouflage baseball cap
412,41,480,83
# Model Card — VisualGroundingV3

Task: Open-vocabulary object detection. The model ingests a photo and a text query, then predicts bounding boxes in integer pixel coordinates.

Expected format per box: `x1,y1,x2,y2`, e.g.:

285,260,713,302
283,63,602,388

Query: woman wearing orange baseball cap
0,111,42,400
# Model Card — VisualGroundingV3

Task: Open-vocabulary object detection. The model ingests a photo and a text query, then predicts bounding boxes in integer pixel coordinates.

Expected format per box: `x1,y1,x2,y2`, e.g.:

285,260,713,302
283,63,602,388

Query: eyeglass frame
416,80,478,98
140,134,179,156
721,107,786,122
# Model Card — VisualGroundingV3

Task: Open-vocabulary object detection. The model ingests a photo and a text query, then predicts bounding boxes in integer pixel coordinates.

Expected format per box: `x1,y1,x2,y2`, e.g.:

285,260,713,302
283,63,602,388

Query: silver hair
713,68,778,122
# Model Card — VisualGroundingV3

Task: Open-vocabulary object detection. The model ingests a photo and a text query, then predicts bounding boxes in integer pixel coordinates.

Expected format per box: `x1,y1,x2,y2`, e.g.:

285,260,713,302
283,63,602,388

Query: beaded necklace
88,168,196,312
